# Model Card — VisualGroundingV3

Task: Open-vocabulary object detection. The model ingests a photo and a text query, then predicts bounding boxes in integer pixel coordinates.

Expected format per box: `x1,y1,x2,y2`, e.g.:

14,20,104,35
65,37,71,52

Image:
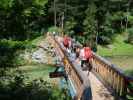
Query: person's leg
88,59,92,71
81,60,84,68
81,60,83,68
83,60,88,70
81,60,86,68
85,59,91,75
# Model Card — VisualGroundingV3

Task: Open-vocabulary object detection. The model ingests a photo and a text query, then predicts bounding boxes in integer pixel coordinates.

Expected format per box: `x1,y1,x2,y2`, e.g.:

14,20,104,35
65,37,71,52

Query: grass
97,35,133,56
30,36,44,46
17,36,59,84
106,56,133,76
97,35,133,76
19,64,59,84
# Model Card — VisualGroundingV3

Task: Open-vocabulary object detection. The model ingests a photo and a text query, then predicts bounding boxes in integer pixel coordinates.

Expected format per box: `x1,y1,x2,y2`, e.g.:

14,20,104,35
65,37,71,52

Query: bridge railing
92,53,133,98
47,34,92,99
47,33,133,98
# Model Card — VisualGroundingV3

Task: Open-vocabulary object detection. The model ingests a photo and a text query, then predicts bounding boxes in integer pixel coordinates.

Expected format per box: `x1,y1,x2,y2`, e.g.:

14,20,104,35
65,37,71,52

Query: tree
0,0,48,40
83,2,97,49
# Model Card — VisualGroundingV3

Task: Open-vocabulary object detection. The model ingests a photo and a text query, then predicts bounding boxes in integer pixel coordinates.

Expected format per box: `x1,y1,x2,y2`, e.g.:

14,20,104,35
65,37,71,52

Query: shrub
98,35,112,45
0,40,26,67
0,70,71,100
48,26,61,35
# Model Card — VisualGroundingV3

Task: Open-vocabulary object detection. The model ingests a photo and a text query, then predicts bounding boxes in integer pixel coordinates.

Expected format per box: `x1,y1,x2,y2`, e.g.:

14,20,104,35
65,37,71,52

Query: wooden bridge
47,33,133,100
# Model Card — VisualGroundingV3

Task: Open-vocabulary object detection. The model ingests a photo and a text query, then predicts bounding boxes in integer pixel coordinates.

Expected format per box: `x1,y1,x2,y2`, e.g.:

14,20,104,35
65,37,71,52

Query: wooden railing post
92,53,133,98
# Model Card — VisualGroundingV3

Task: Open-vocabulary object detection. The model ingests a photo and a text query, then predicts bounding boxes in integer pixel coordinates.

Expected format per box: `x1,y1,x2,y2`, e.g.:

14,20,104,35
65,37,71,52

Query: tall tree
0,0,48,40
83,2,97,50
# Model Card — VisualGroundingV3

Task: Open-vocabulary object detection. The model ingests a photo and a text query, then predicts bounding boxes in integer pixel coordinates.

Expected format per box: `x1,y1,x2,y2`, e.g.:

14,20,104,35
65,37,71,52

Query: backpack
63,37,70,47
84,47,93,60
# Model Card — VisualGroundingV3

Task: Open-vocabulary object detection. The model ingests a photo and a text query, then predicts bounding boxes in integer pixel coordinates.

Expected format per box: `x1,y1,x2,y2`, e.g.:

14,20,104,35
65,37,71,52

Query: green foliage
83,2,97,48
48,0,133,49
126,28,133,44
0,0,49,68
97,35,133,56
48,26,61,34
47,0,89,35
0,70,71,100
0,0,48,40
97,12,114,45
0,39,36,67
76,36,85,44
64,18,77,36
0,40,26,67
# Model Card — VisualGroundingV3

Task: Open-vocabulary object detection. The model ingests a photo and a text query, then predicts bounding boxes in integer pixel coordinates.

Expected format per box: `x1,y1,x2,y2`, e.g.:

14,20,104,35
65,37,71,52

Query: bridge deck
89,72,114,100
47,35,116,100
75,60,114,100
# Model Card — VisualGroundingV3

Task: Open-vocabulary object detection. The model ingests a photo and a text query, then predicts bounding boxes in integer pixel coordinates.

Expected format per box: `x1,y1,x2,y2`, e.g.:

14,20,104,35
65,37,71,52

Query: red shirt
80,47,93,60
63,37,71,48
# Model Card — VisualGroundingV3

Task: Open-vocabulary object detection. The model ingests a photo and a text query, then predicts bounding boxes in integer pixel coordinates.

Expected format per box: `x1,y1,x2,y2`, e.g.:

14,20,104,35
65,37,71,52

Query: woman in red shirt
79,43,93,71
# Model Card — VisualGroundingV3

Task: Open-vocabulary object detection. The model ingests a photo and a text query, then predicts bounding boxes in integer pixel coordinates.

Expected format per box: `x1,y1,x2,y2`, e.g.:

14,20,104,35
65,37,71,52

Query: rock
31,39,58,64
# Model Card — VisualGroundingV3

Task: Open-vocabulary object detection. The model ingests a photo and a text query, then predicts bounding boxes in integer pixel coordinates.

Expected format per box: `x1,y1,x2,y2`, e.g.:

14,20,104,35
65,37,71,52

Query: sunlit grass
97,35,133,76
30,36,44,46
19,64,59,84
106,56,133,76
97,35,133,56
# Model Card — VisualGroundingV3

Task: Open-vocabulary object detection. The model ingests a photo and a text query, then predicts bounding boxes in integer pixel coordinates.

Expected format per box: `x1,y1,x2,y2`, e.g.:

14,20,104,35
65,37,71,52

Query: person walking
63,35,72,49
79,43,93,71
63,35,72,55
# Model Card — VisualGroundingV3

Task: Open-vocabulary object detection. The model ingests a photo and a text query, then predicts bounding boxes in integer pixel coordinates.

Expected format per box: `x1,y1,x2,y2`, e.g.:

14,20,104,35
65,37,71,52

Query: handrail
62,36,133,97
54,39,84,83
92,52,133,98
47,34,92,100
47,33,133,99
47,35,83,83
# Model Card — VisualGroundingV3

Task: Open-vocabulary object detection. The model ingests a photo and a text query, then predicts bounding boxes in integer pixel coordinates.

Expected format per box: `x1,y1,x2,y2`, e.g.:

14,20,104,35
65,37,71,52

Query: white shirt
79,49,86,60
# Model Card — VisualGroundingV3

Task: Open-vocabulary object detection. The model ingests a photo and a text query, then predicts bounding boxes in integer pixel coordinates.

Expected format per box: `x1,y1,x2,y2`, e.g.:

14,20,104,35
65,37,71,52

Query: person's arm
75,57,80,64
79,49,83,60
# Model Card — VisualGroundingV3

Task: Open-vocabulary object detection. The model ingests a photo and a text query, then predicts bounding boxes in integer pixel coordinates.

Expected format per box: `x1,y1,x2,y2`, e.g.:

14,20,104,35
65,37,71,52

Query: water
58,66,77,98
60,77,77,99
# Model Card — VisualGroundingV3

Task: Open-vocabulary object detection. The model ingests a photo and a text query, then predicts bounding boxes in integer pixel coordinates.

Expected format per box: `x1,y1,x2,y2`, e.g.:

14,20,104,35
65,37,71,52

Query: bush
48,27,61,35
98,35,112,45
0,40,27,67
0,70,71,100
0,40,26,50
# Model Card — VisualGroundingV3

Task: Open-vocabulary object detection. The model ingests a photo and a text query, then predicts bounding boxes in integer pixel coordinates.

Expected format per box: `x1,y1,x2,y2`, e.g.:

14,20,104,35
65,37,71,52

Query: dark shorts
81,59,92,71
